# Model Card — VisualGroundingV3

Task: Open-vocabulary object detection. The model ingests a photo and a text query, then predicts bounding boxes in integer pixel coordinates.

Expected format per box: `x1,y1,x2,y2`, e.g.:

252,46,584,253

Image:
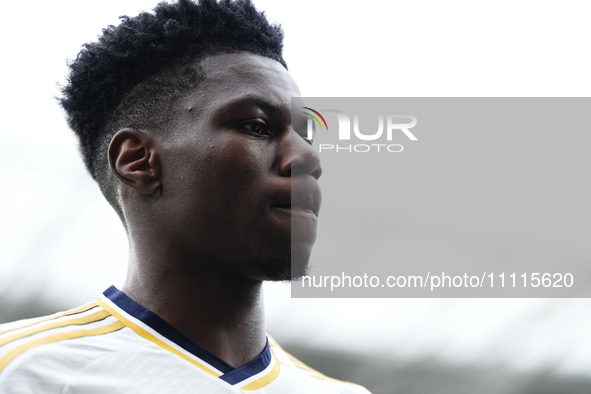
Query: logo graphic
302,107,329,140
300,107,418,153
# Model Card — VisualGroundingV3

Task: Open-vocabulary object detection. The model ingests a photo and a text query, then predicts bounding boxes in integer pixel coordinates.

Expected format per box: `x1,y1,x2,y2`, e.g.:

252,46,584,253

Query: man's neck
121,247,267,368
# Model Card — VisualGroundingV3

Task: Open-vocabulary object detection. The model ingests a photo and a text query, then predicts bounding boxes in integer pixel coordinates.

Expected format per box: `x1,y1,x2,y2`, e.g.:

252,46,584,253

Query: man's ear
108,129,161,196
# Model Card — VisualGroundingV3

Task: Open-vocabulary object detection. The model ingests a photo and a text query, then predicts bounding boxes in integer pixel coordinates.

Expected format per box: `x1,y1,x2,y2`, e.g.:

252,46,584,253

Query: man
0,0,370,392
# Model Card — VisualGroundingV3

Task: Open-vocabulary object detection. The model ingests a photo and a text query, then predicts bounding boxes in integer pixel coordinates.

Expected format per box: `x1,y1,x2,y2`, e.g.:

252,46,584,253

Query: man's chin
243,247,311,282
288,247,312,281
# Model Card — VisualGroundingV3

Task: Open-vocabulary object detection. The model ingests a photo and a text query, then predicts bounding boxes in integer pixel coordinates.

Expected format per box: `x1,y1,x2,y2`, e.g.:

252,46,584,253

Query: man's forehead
199,52,289,80
201,53,298,95
180,52,300,116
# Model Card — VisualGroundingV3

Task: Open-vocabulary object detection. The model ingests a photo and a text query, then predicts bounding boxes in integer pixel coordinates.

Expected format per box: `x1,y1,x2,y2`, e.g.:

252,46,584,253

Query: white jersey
0,286,370,393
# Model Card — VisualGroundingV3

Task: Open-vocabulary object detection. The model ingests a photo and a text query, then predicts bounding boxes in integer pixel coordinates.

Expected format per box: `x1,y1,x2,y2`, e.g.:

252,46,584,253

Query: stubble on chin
235,249,311,283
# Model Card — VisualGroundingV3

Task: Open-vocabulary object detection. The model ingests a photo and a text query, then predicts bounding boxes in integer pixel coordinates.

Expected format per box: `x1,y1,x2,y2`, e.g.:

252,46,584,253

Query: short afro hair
59,0,286,217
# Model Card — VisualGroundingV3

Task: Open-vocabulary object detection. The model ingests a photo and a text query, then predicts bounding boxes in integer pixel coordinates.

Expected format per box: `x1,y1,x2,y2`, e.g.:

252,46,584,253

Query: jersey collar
97,285,279,390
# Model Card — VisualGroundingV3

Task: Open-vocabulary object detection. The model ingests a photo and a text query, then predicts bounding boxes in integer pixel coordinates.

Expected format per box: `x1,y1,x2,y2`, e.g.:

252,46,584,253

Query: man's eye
241,122,271,136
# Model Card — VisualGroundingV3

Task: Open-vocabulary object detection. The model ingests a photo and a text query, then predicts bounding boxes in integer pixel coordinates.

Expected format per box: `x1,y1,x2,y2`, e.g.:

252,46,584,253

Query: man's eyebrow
216,95,289,118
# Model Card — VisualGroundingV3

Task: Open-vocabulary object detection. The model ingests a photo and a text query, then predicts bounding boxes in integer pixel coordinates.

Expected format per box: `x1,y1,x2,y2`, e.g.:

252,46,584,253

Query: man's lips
271,205,318,218
268,177,322,218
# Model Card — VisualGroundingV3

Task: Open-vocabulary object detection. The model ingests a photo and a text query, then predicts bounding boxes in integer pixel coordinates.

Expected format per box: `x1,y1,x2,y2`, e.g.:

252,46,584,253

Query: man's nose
278,129,322,180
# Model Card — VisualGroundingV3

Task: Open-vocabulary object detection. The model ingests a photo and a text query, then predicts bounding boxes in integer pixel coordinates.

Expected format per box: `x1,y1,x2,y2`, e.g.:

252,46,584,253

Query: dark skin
108,53,322,368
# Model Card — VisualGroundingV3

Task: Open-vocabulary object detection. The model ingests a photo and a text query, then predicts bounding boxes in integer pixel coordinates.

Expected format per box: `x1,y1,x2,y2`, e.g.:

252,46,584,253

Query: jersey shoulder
0,302,373,394
268,336,372,394
0,302,135,393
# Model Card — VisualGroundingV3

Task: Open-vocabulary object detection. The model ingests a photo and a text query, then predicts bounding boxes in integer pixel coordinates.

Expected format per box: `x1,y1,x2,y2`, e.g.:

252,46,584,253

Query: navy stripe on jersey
220,338,272,384
103,286,273,383
104,286,233,373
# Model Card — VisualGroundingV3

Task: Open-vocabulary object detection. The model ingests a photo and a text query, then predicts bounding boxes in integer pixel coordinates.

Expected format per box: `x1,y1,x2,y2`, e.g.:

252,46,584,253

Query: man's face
156,53,321,281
